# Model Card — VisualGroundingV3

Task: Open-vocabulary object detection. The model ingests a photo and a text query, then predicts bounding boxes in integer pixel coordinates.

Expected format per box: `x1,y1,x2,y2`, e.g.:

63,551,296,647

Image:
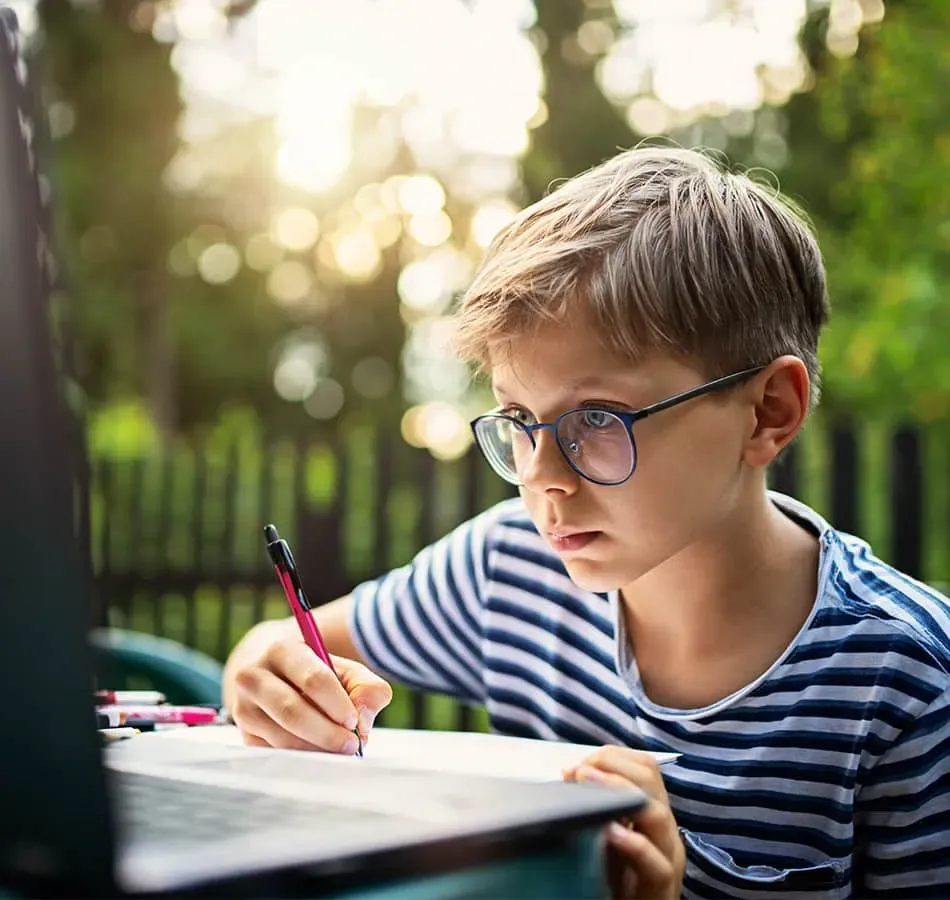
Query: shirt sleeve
348,503,502,704
856,684,950,897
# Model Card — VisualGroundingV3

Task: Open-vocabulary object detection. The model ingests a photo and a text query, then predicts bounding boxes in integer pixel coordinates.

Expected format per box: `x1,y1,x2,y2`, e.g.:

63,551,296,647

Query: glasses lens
557,409,635,484
473,416,531,485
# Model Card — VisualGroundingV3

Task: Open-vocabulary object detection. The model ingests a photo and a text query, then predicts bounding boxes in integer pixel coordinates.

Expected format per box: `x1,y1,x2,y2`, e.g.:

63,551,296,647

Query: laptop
0,10,645,897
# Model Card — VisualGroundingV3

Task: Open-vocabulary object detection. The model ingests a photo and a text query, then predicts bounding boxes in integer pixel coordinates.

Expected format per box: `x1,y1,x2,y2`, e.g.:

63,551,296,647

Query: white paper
146,725,679,781
360,728,678,780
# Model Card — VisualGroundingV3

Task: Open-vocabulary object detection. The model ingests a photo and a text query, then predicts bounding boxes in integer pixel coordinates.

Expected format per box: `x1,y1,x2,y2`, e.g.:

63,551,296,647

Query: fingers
228,637,393,754
233,664,361,754
331,654,393,740
605,823,678,899
565,747,685,895
573,766,679,865
267,641,359,729
569,765,636,793
582,746,671,803
239,709,332,752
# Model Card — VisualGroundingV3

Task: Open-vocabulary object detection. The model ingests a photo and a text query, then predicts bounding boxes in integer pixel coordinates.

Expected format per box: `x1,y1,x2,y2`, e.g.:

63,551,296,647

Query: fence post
185,444,207,648
296,434,349,607
372,428,394,576
451,449,487,732
890,424,923,579
770,440,799,498
216,442,240,661
408,447,438,731
154,449,174,636
251,441,273,625
829,419,860,535
96,458,114,627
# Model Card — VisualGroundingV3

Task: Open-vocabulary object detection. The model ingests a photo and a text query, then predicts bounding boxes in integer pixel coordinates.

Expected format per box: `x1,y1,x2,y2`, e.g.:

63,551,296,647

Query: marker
124,718,190,733
98,727,140,743
95,704,220,726
96,709,123,728
264,524,363,757
94,690,166,706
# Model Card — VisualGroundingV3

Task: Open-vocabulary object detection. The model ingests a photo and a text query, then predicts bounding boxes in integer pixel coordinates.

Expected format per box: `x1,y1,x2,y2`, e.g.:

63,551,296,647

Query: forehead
487,319,635,390
486,320,706,402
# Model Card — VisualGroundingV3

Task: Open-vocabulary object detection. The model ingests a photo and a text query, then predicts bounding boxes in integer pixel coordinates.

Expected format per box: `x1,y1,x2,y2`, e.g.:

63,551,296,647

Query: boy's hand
230,637,392,753
564,747,685,900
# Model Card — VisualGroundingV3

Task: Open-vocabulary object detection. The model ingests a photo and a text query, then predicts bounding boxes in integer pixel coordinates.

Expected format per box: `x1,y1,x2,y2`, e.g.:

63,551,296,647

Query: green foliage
38,1,950,671
776,4,950,421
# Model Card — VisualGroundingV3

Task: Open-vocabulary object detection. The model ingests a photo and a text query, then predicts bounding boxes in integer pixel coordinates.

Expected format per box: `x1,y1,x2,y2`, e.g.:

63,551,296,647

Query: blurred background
9,0,949,722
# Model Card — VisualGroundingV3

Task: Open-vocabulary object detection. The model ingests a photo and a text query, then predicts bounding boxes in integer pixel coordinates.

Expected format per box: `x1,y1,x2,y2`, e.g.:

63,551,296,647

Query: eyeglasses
470,366,766,487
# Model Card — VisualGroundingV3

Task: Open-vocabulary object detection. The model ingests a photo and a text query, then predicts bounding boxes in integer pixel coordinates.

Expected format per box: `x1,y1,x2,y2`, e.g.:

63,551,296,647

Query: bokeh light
266,260,314,306
304,378,345,419
197,242,241,284
401,402,472,460
48,0,897,454
271,208,321,252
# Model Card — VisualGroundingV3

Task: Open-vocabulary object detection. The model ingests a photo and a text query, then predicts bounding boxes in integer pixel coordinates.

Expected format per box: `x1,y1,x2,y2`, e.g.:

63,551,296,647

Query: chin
560,558,632,594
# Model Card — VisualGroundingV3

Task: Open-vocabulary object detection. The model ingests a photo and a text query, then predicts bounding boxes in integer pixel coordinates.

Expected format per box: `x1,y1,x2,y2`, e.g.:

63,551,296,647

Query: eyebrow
492,373,645,399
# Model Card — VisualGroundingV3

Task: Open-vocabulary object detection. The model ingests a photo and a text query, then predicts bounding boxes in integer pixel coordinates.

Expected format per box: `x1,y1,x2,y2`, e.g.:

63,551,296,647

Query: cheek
633,412,739,494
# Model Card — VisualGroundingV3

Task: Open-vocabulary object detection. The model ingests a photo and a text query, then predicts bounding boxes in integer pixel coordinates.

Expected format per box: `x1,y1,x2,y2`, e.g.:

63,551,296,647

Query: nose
519,427,580,496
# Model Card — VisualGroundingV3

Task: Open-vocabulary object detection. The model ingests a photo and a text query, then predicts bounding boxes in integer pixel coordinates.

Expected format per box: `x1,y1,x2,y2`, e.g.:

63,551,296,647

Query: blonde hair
452,146,830,407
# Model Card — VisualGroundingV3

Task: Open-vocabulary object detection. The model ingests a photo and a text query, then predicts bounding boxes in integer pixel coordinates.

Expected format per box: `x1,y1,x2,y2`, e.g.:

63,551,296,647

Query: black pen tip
263,524,279,543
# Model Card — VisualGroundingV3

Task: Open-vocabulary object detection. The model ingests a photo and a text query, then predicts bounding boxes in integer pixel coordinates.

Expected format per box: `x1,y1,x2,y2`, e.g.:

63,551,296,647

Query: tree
766,3,950,422
38,0,184,435
522,0,634,203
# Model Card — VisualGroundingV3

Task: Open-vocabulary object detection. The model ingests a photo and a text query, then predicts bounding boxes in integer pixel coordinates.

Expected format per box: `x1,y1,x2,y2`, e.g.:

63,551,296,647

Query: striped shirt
350,491,950,898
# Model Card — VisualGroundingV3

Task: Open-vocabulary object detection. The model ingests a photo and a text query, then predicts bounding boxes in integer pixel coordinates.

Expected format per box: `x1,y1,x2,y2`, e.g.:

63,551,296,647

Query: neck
619,489,819,658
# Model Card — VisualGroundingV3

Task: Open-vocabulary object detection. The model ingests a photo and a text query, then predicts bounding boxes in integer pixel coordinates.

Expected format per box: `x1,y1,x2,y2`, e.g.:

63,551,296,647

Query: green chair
89,627,224,706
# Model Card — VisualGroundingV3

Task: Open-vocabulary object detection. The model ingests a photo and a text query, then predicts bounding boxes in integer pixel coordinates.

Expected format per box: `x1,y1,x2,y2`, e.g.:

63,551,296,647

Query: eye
581,408,616,429
501,406,535,426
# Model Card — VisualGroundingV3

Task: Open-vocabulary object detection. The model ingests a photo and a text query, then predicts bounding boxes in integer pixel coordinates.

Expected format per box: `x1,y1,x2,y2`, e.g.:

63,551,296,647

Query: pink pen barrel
275,566,333,668
265,525,362,757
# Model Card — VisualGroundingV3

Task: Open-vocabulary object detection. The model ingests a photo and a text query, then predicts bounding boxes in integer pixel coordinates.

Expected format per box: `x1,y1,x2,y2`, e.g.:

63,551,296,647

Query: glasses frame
470,365,767,487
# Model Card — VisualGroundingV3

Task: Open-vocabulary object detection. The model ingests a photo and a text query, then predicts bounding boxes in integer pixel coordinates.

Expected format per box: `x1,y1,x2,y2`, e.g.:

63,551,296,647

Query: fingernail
576,765,607,783
607,823,628,842
358,706,376,735
343,710,358,731
342,734,360,755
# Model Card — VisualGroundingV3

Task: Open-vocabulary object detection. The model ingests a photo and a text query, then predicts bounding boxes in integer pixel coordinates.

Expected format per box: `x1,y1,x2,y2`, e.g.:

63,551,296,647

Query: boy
224,147,950,898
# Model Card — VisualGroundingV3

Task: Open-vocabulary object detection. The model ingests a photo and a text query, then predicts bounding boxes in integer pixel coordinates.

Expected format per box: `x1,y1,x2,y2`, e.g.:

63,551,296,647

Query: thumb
331,655,393,734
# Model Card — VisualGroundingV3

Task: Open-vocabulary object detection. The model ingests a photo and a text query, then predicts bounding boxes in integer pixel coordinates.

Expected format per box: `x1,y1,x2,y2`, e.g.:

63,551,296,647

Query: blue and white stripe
350,492,950,898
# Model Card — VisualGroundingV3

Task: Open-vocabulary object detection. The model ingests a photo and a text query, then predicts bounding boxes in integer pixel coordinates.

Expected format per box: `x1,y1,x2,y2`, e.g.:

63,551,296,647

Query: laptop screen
0,9,116,895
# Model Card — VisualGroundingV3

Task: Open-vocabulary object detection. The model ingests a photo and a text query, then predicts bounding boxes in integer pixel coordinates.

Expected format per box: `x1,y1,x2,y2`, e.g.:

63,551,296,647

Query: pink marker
94,689,165,705
96,704,219,726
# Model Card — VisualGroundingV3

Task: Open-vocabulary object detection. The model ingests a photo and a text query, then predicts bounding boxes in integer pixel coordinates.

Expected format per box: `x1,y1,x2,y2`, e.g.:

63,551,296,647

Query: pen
263,524,363,757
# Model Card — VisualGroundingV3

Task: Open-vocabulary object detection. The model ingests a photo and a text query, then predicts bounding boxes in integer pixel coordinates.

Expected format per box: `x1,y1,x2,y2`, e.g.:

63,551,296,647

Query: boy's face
487,317,758,593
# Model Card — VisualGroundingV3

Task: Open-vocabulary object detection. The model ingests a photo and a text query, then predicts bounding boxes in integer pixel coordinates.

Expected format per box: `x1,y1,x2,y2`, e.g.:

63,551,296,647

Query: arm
856,685,950,897
223,500,502,750
346,505,496,703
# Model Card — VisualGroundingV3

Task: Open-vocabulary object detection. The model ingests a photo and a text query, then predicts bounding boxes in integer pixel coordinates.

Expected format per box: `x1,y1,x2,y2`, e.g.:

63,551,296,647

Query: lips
546,530,600,553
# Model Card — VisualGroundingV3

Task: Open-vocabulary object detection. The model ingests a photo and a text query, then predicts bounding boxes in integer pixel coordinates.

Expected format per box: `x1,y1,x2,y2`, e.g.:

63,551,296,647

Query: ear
742,356,810,468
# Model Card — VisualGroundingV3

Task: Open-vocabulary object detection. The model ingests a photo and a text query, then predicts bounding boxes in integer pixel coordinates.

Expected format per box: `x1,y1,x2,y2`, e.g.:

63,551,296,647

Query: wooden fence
84,418,941,729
